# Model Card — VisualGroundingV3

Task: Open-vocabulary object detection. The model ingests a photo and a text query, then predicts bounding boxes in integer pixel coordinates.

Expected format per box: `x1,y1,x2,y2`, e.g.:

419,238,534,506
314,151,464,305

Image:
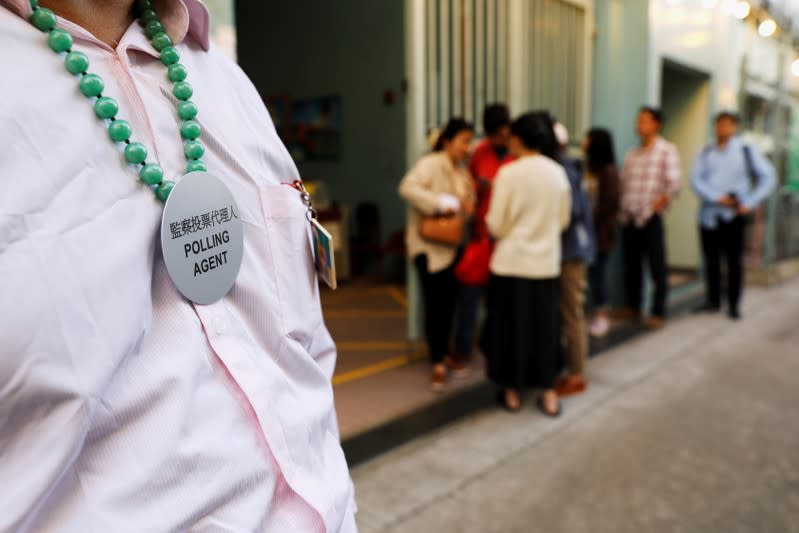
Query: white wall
647,1,740,269
648,0,745,118
646,0,797,268
649,0,797,120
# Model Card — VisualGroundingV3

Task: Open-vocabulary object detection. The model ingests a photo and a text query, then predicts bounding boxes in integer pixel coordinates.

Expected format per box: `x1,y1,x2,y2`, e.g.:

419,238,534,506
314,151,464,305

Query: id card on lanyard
286,181,338,290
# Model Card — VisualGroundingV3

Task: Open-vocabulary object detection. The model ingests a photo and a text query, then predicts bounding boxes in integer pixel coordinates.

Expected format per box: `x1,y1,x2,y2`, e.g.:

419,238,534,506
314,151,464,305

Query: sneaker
431,365,447,392
589,316,611,338
444,354,471,378
729,308,742,320
555,375,587,397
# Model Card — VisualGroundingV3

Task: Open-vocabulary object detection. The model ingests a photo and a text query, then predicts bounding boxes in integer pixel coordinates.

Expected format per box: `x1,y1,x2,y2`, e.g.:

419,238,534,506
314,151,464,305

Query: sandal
496,390,522,413
536,395,562,418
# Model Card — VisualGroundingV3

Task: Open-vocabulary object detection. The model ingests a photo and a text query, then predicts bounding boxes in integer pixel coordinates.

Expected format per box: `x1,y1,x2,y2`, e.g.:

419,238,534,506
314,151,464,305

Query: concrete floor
323,282,487,439
351,280,799,533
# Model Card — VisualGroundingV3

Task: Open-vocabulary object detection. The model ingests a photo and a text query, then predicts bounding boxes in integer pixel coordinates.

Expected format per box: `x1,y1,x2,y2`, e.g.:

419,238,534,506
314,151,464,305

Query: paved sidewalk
351,281,799,533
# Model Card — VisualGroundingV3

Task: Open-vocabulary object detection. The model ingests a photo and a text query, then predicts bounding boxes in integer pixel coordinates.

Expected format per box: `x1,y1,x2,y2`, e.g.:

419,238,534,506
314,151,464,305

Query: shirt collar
2,0,210,51
716,136,741,152
638,136,663,153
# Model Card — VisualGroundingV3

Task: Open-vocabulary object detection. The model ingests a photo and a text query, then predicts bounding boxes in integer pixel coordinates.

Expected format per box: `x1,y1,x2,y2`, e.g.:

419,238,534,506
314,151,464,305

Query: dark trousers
700,217,745,312
623,215,668,318
589,251,610,308
414,254,459,364
454,285,482,357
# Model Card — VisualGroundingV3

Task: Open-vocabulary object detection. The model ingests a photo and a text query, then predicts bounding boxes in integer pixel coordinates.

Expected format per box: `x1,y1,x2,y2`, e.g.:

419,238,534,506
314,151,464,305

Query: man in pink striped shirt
619,107,682,330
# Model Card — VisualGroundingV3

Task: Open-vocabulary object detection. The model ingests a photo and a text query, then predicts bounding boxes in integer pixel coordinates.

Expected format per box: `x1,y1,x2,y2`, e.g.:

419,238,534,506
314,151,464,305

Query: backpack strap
742,145,758,189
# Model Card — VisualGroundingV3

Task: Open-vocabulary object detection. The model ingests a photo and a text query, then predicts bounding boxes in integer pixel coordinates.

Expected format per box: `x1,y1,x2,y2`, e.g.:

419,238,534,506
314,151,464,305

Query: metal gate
423,0,591,136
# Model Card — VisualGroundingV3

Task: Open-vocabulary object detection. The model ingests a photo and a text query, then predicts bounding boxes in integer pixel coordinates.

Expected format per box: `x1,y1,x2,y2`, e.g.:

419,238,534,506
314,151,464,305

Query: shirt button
214,317,228,336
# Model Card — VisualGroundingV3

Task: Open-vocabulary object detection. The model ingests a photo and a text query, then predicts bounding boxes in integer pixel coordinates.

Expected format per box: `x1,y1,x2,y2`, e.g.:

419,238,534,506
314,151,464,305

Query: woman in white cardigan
399,119,476,391
481,112,572,416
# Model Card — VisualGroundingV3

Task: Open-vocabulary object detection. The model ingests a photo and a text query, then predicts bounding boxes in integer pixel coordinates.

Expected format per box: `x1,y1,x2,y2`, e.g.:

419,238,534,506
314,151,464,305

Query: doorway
660,60,711,285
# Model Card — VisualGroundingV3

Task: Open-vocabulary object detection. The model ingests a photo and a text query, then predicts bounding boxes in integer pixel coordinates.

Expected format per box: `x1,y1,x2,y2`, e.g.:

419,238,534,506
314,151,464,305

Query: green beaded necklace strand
27,0,207,202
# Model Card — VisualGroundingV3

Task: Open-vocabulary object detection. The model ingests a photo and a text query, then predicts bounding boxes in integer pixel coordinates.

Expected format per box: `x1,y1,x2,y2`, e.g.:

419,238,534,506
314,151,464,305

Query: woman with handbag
399,118,476,391
481,112,571,416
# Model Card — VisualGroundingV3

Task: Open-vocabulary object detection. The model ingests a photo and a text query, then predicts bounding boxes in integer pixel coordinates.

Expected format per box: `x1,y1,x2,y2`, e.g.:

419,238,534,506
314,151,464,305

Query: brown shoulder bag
419,214,464,246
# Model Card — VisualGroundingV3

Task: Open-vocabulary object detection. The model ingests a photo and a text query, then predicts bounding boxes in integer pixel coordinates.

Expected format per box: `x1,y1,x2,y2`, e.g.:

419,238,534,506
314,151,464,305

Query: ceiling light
733,1,751,20
792,58,799,77
759,18,777,37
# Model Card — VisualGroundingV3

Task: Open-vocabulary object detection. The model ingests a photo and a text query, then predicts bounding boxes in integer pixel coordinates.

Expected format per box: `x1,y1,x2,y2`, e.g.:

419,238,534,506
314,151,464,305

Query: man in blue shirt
691,111,776,319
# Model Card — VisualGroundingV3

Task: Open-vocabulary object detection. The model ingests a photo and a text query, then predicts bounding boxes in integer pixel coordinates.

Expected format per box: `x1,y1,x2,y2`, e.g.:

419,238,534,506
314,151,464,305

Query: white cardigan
399,152,475,273
486,155,572,279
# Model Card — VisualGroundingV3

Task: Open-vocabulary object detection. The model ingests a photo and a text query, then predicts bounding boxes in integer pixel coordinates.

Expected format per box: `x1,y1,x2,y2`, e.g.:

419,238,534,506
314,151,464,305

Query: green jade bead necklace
27,0,207,203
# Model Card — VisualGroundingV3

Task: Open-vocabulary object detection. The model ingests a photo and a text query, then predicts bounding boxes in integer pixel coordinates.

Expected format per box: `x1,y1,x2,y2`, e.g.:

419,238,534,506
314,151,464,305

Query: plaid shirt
620,137,682,226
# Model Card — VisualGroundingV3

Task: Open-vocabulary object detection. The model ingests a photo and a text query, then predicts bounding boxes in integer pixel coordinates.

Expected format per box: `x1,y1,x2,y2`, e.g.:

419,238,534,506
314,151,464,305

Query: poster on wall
289,95,342,161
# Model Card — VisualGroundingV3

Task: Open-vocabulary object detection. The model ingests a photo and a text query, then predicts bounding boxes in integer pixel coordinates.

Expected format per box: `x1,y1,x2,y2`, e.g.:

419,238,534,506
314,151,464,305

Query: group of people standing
399,103,776,418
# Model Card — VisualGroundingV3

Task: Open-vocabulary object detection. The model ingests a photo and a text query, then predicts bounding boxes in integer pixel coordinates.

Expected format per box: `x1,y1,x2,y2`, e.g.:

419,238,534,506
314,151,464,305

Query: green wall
591,0,650,160
660,64,710,269
235,0,408,244
591,0,651,306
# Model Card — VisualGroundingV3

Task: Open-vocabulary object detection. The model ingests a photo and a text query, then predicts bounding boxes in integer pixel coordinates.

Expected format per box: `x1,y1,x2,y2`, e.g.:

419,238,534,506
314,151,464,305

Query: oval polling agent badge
160,172,244,305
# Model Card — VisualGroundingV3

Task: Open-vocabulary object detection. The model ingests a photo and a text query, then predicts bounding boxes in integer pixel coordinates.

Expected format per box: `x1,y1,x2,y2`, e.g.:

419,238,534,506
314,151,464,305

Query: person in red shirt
470,105,516,240
451,104,514,368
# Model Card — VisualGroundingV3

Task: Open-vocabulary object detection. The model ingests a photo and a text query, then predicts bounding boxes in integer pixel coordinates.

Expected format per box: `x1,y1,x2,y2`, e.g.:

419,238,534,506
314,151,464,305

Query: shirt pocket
259,184,323,349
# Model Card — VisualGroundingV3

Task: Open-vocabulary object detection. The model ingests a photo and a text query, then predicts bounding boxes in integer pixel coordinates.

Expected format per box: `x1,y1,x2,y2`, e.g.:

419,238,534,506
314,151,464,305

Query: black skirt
481,274,561,390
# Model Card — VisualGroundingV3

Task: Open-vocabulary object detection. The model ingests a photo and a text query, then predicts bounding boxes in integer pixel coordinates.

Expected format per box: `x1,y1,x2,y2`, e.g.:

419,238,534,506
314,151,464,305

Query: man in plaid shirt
620,107,682,329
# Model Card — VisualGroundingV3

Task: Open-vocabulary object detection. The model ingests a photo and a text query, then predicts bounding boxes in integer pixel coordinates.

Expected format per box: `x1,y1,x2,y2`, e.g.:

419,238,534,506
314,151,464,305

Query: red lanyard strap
284,180,318,221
